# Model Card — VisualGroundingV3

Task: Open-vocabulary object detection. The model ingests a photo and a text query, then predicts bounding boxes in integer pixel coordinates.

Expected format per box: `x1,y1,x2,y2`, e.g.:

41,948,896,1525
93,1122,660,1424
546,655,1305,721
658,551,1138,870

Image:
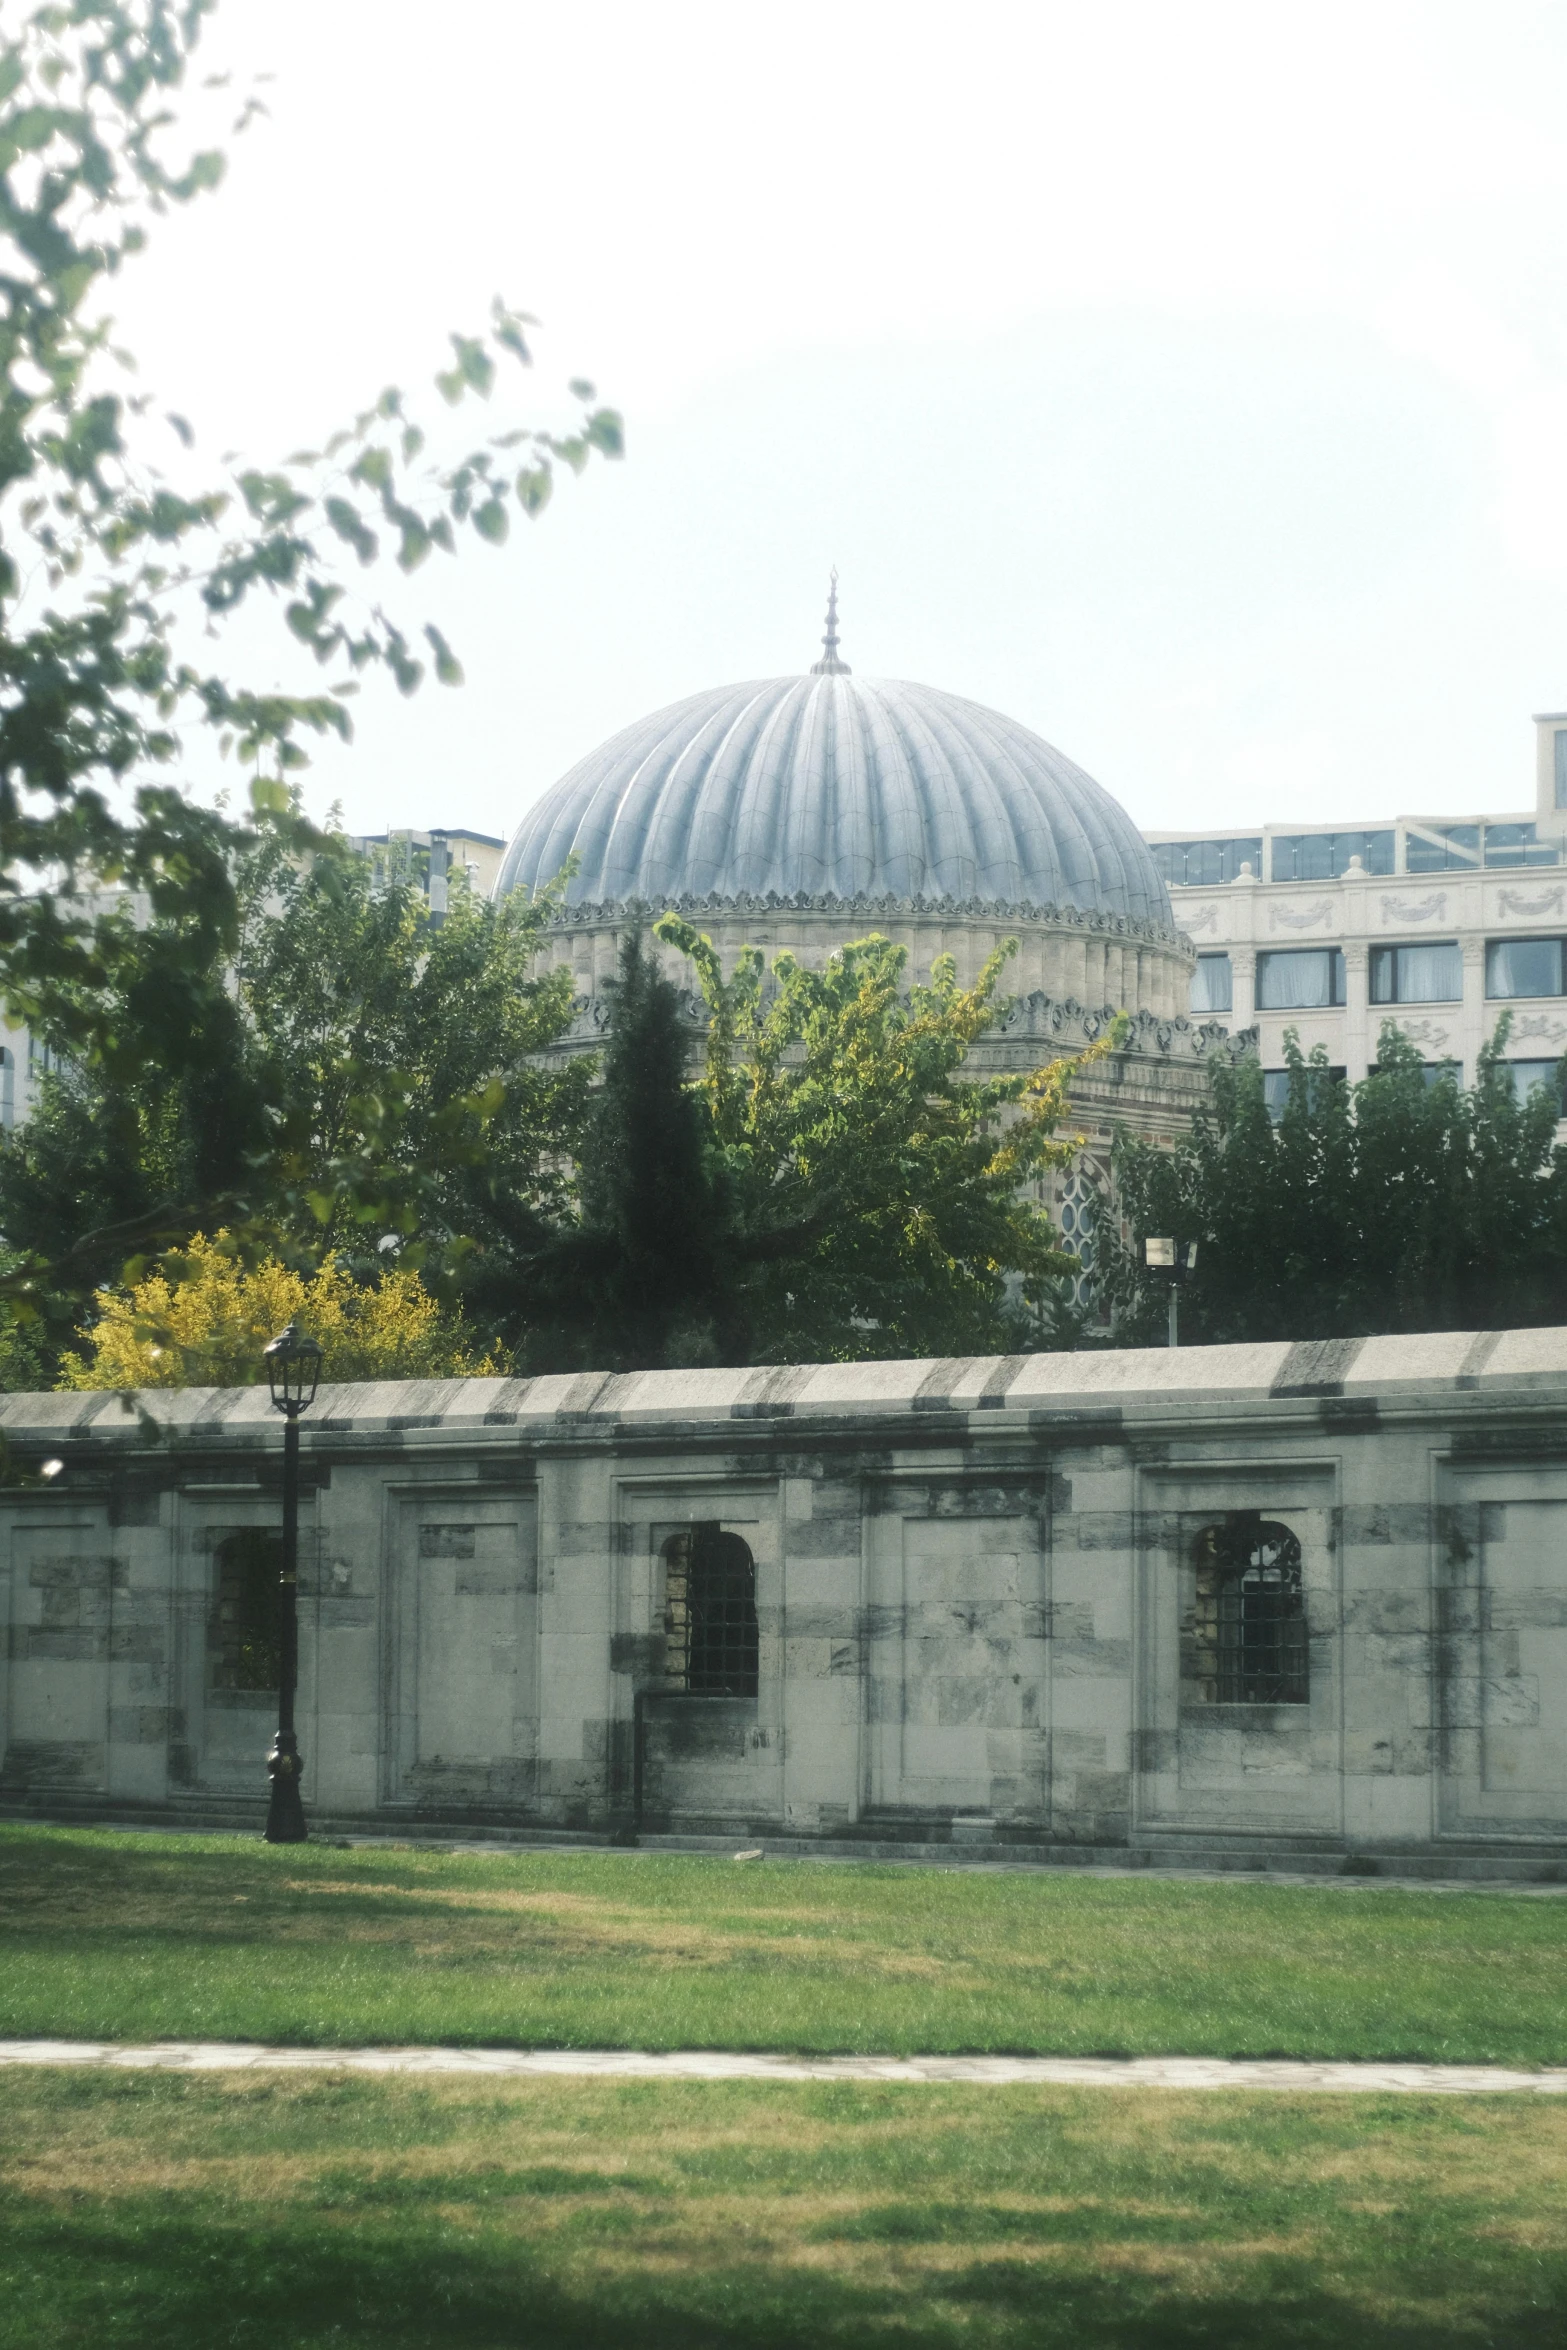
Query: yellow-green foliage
63,1235,496,1390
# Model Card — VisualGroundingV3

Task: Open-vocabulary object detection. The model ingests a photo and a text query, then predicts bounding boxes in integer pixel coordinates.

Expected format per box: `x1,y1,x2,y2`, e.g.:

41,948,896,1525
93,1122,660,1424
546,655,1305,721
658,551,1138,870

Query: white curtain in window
1488,938,1563,999
1395,943,1462,1002
1190,955,1232,1013
1257,951,1335,1010
1509,1059,1562,1103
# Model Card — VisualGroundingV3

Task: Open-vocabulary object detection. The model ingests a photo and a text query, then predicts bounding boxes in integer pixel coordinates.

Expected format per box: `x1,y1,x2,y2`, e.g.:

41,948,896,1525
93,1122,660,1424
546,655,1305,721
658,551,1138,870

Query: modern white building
346,825,506,921
1144,712,1567,1112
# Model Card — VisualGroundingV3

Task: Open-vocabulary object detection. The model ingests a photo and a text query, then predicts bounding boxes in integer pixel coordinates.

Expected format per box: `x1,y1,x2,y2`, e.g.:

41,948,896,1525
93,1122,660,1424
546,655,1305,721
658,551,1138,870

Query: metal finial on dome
809,567,851,675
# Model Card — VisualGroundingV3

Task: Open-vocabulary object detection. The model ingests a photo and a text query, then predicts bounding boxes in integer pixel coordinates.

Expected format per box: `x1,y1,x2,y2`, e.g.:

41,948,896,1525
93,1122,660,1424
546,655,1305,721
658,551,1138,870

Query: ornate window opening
1191,1517,1308,1705
210,1529,282,1692
1055,1165,1101,1313
663,1524,758,1697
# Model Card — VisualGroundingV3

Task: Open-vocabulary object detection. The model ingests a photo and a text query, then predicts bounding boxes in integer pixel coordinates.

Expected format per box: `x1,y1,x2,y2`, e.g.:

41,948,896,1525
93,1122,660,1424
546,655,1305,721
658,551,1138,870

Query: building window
1405,822,1480,873
1556,730,1567,811
1369,942,1462,1004
663,1524,758,1697
1149,837,1263,887
1192,1518,1308,1705
1486,937,1565,999
1262,1066,1346,1122
1189,954,1232,1013
1271,830,1394,881
1255,949,1346,1011
1483,821,1557,868
209,1530,282,1693
1368,1059,1462,1089
1506,1059,1566,1108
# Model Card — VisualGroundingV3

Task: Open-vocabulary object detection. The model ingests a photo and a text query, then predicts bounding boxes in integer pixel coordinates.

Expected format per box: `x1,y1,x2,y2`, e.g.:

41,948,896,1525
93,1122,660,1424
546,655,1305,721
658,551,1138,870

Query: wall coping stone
6,1327,1567,1451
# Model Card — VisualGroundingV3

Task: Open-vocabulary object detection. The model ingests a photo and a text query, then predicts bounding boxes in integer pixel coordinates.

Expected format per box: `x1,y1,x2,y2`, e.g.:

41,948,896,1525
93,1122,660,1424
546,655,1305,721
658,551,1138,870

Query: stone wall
3,1331,1566,1868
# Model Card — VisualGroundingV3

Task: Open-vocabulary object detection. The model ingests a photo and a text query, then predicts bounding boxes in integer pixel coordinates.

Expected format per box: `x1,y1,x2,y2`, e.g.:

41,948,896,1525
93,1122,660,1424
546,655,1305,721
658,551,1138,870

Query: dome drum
540,891,1194,1024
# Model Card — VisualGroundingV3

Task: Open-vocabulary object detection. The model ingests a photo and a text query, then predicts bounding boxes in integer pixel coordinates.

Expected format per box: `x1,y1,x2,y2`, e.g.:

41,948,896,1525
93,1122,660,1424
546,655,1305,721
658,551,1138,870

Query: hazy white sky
109,0,1567,844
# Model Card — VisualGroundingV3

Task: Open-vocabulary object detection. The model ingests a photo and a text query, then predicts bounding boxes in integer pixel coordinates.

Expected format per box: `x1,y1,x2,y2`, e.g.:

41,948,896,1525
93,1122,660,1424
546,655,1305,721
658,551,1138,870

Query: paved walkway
2,2041,1564,2094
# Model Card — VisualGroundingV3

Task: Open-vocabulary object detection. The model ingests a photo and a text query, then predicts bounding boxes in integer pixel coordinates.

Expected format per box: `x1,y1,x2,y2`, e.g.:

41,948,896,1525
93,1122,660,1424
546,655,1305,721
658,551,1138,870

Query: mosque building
5,603,1567,1866
493,585,1249,1288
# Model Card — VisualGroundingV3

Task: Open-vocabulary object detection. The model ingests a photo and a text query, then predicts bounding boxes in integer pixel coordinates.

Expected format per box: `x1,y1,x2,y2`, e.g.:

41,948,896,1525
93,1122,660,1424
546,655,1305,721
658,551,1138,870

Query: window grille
1055,1165,1101,1310
664,1523,758,1697
1192,1518,1308,1704
210,1529,282,1692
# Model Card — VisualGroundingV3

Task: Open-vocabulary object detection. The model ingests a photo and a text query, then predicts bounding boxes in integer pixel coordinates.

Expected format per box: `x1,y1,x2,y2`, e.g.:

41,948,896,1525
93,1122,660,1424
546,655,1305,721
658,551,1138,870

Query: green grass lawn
2,2068,1564,2348
1,1824,1564,2062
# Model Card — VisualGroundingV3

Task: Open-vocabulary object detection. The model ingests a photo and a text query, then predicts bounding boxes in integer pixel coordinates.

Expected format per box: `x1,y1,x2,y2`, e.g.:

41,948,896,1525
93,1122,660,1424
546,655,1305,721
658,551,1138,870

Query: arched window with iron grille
663,1523,758,1697
1191,1517,1308,1705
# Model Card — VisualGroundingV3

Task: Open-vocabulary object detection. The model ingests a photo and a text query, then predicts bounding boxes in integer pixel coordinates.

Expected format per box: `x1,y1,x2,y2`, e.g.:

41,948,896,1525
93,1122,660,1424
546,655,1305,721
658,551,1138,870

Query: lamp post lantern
1145,1238,1198,1349
262,1319,322,1844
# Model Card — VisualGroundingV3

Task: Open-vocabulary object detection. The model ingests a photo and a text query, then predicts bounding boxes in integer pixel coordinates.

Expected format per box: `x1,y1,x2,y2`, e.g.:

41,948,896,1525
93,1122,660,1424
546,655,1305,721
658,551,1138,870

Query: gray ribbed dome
496,673,1173,930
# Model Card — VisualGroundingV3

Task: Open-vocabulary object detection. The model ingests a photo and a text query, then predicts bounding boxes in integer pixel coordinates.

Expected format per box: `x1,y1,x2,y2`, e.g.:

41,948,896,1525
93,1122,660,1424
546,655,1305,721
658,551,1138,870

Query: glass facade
1149,837,1263,886
1151,820,1557,886
1271,830,1394,881
1190,953,1233,1013
1483,821,1557,868
1368,942,1462,1003
1486,937,1565,998
1255,948,1346,1010
1405,823,1480,873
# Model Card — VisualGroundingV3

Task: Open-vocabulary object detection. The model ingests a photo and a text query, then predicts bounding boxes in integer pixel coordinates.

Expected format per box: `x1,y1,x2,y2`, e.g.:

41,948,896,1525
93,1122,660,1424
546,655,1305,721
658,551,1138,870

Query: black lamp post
1145,1237,1198,1349
262,1319,323,1844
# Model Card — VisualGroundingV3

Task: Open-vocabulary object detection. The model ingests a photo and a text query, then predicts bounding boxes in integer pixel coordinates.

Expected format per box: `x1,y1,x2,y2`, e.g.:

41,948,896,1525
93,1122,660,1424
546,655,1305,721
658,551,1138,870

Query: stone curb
1,2042,1564,2093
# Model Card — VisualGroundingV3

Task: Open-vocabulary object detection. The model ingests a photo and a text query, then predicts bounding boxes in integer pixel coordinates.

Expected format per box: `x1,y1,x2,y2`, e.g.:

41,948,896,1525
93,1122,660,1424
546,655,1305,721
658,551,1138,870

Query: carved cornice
548,890,1192,956
558,985,1257,1065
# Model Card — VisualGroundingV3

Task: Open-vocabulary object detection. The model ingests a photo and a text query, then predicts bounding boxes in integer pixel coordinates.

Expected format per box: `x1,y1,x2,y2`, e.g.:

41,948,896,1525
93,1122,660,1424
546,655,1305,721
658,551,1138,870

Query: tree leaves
423,622,462,685
1102,1017,1567,1342
0,0,621,1334
644,919,1111,1363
